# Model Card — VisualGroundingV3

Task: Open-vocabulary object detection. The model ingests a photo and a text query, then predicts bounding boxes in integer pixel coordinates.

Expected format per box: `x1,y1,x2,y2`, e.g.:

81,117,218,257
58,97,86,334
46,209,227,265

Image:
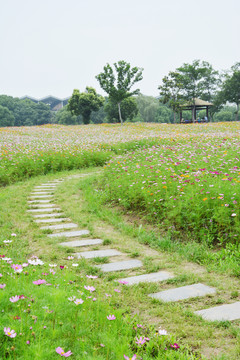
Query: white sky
0,0,239,99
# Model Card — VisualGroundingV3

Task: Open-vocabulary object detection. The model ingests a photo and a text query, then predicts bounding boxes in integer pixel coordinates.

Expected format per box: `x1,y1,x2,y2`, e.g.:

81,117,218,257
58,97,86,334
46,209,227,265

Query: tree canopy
96,60,143,124
219,63,240,121
68,87,104,125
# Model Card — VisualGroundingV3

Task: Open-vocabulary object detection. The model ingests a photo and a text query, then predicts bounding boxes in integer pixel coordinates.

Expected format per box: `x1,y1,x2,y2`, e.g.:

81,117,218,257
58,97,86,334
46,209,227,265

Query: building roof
182,98,213,107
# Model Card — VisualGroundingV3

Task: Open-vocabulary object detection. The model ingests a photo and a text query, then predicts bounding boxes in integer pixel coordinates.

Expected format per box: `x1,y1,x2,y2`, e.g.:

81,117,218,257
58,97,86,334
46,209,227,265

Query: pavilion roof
182,98,213,107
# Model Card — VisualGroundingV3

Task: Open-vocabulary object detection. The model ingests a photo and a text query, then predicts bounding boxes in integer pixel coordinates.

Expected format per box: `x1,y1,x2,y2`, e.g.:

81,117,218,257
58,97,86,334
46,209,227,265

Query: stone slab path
28,200,52,203
47,230,90,238
149,283,216,302
33,213,64,218
96,259,143,273
27,208,61,213
76,249,122,259
35,218,70,224
59,239,103,247
195,302,240,321
27,175,240,324
40,223,78,230
119,271,174,285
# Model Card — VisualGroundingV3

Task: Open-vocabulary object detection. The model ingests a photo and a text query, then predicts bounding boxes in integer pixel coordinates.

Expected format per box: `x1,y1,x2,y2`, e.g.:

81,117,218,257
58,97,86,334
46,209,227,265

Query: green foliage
0,95,52,126
55,107,81,125
96,60,143,124
219,63,240,121
158,71,184,123
104,97,138,123
68,87,104,125
0,105,15,127
135,95,173,123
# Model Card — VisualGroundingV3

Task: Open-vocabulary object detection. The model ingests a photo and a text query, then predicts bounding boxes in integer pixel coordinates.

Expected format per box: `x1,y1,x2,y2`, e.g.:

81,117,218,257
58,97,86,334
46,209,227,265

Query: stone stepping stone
47,230,89,238
119,271,174,286
195,302,240,321
31,192,54,195
30,195,54,199
33,212,64,218
27,208,61,213
76,249,122,259
96,259,143,273
59,239,103,247
28,204,57,208
35,218,69,224
33,185,57,191
28,200,52,204
149,283,216,302
40,223,78,230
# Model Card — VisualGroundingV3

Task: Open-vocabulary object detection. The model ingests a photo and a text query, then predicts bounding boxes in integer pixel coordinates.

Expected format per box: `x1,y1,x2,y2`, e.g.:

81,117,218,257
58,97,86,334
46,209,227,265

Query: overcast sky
0,0,239,99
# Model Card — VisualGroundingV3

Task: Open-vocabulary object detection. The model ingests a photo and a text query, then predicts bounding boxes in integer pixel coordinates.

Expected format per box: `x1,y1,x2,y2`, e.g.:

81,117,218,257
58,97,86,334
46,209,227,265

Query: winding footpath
27,174,240,322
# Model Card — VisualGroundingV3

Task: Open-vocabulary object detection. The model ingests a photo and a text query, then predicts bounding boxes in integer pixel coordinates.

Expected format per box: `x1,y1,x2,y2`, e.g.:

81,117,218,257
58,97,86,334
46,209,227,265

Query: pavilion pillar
206,106,209,121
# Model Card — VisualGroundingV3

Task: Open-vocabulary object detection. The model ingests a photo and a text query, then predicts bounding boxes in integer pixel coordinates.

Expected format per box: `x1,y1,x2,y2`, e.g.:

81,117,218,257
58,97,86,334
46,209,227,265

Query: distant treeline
0,93,237,127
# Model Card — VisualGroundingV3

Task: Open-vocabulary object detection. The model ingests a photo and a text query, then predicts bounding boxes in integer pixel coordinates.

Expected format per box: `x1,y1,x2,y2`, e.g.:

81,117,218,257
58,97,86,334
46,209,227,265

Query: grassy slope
0,169,200,360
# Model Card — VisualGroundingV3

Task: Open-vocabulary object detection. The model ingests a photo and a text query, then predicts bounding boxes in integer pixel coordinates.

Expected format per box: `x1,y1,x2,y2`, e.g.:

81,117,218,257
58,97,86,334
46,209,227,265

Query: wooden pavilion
180,98,213,123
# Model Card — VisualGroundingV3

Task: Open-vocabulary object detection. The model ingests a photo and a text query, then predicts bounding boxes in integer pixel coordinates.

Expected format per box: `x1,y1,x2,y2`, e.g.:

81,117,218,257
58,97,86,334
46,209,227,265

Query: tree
220,63,240,121
55,106,81,125
68,87,104,124
175,60,219,121
0,105,15,127
104,97,138,123
158,71,183,123
96,60,143,125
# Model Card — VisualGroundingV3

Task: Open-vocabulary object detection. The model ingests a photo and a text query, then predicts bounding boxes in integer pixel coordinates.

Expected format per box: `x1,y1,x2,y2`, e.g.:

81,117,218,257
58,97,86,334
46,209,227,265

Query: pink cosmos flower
32,279,47,285
105,293,112,297
11,264,23,273
56,347,72,357
118,280,128,285
11,233,17,237
4,327,17,338
86,275,98,279
158,327,168,335
170,343,180,349
74,298,84,305
107,315,116,320
114,289,121,293
136,336,149,345
84,285,95,292
9,295,20,303
124,355,137,360
0,284,6,289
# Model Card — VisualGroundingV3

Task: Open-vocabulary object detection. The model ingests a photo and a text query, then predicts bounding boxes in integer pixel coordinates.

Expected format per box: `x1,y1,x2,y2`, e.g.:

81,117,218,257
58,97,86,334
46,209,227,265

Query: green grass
53,173,240,360
0,170,201,360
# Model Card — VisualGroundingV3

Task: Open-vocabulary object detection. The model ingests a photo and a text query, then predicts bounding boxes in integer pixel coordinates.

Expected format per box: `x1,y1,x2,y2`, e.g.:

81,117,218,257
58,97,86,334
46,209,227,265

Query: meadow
1,123,240,359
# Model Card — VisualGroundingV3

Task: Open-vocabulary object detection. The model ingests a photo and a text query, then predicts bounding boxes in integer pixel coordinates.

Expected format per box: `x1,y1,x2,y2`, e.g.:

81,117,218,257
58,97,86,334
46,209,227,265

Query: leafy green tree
158,71,183,123
104,97,138,123
0,95,52,126
96,60,143,125
175,60,219,121
0,105,15,127
68,87,104,125
220,63,240,121
55,106,81,125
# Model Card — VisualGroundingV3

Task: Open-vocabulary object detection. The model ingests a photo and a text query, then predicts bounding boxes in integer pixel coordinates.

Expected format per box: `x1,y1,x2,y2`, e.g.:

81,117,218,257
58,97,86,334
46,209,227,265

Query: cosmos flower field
101,123,240,246
1,123,240,246
1,123,240,358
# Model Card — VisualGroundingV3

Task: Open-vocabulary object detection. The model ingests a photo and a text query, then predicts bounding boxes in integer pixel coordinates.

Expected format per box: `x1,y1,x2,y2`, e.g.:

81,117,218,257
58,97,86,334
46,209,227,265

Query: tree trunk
173,112,176,124
118,102,123,125
236,103,239,121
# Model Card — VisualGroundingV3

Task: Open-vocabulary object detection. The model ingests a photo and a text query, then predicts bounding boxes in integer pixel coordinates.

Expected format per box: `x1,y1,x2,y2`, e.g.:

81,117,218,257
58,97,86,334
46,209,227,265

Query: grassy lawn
0,169,201,360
